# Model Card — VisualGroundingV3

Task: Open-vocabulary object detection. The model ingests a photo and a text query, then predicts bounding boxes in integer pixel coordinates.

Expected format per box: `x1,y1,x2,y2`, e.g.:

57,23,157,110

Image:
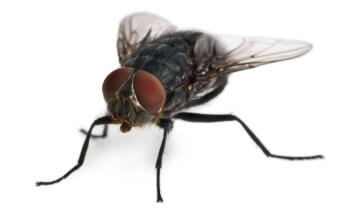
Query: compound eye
133,70,166,114
102,68,132,101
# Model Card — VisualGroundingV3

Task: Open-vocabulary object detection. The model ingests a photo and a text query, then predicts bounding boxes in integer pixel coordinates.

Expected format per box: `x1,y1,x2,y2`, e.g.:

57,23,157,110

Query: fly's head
102,68,166,132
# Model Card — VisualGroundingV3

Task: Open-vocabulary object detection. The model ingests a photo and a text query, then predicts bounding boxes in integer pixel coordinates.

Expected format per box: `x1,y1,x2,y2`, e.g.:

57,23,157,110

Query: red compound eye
102,68,132,101
133,70,166,114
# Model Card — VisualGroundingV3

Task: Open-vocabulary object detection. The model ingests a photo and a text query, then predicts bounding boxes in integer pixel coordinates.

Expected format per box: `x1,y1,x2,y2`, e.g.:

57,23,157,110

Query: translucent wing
117,13,177,64
194,35,312,77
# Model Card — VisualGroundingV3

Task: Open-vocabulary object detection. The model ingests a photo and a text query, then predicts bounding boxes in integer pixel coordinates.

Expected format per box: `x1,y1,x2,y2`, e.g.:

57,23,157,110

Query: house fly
36,13,323,202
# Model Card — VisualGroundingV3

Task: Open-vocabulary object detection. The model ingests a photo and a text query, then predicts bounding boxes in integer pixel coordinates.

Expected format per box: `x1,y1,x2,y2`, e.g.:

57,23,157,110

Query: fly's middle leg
155,119,173,202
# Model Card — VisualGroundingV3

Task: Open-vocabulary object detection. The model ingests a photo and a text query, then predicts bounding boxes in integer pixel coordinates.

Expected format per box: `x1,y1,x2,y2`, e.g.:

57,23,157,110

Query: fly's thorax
102,68,166,132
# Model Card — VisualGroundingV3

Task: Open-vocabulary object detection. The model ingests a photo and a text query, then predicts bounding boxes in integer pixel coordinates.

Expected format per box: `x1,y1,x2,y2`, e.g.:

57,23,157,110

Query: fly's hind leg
174,112,323,160
80,124,108,139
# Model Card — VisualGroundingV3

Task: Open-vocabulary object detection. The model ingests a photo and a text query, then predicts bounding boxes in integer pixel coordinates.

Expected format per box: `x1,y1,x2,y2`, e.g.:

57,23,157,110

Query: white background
0,0,349,209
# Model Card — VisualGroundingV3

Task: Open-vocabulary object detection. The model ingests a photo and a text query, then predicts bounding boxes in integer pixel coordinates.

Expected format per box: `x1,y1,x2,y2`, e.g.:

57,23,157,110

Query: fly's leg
155,119,173,202
36,116,113,186
80,124,108,139
174,112,323,160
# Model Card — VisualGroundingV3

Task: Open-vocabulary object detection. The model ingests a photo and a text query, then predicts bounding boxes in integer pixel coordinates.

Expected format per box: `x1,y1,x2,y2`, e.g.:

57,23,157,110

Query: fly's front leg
36,116,113,186
80,124,109,139
155,119,173,202
174,112,323,160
